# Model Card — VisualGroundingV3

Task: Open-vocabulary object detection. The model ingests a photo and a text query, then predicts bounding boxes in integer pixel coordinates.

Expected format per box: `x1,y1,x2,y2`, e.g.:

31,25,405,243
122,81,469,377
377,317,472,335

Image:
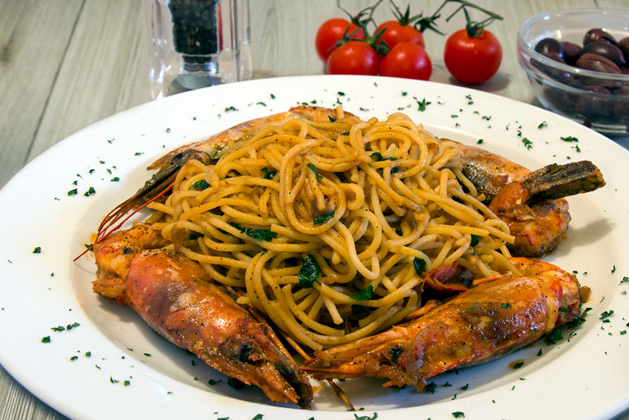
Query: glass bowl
517,8,629,134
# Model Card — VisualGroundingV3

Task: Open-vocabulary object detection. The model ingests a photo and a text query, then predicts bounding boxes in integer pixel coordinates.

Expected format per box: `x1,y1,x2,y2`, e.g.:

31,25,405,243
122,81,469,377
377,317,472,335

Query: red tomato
376,20,425,49
444,29,502,84
315,18,364,61
379,42,432,80
326,41,379,75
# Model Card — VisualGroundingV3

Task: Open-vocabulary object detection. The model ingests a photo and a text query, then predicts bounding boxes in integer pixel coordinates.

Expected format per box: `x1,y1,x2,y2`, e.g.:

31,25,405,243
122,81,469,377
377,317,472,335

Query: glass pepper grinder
148,0,252,98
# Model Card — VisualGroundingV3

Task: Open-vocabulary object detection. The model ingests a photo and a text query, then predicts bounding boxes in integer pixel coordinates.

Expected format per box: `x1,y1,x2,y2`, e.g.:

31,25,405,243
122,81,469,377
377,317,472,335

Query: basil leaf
299,255,320,288
413,257,427,275
189,179,210,190
313,210,335,225
244,228,277,242
370,152,384,162
306,163,322,179
350,285,373,300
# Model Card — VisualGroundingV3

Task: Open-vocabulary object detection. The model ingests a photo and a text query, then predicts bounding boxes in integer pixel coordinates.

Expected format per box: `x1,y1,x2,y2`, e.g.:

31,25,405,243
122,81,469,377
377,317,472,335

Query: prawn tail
523,160,606,201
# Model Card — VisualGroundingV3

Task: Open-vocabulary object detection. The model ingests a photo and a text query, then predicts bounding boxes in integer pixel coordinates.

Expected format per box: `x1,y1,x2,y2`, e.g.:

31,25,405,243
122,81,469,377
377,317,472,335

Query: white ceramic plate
1,75,628,420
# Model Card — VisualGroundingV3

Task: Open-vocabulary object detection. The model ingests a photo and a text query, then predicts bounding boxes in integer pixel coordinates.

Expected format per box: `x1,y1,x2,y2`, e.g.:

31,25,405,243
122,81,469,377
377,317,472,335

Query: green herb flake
452,412,465,418
224,106,238,112
476,138,484,144
70,355,79,361
371,152,384,162
189,179,210,191
41,336,51,343
299,255,321,288
246,228,277,242
413,257,426,276
460,383,469,391
501,303,512,309
261,168,277,180
522,138,533,150
423,381,438,394
251,414,264,420
307,163,322,179
512,361,524,369
538,121,548,129
470,235,480,247
67,188,78,196
313,210,335,225
416,98,431,111
84,187,96,197
33,246,42,254
110,177,120,182
561,136,579,142
600,310,614,321
351,285,373,301
354,413,378,420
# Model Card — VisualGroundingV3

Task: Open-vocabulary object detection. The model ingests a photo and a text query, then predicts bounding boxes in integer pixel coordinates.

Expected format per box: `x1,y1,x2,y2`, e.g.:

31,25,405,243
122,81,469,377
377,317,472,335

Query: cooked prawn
93,224,313,408
487,161,605,256
456,141,605,256
302,257,583,390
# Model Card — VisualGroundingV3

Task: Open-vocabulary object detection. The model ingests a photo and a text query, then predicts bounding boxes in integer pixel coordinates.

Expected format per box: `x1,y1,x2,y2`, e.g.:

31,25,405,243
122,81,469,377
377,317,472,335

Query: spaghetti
145,107,516,352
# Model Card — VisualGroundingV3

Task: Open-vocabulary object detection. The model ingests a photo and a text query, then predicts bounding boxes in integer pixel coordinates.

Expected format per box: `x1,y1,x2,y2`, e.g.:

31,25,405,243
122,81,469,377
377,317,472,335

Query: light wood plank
27,0,151,161
0,0,83,187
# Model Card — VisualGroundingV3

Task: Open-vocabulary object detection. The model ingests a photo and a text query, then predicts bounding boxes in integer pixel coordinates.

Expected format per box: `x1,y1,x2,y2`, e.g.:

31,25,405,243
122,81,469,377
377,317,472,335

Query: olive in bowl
518,8,629,134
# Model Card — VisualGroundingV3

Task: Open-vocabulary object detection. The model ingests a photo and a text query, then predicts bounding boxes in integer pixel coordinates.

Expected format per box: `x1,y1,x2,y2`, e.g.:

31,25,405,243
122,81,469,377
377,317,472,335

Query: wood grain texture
0,0,627,419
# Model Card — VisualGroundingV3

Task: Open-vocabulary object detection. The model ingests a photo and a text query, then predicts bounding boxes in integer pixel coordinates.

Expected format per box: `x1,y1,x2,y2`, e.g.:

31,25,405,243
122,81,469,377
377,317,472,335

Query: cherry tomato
444,28,502,84
379,42,432,80
326,41,379,75
315,18,364,61
376,20,425,49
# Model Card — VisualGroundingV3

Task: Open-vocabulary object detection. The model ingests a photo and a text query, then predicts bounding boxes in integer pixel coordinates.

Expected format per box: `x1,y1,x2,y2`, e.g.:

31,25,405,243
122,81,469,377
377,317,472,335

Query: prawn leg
302,258,582,390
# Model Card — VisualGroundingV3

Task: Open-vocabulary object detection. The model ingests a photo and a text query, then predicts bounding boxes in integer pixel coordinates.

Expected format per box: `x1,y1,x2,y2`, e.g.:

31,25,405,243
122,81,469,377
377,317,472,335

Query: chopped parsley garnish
538,121,548,129
522,138,533,150
33,247,42,254
476,138,484,144
416,97,431,111
351,285,373,301
67,188,78,196
84,187,96,197
354,413,378,420
452,412,465,418
544,328,563,345
224,106,238,112
261,168,277,180
313,210,335,225
307,163,322,179
470,235,480,247
512,361,524,369
41,336,51,343
423,381,438,393
189,179,210,190
230,223,277,242
413,257,426,275
371,152,384,162
251,414,264,420
501,303,512,309
298,255,320,288
560,136,579,142
600,310,614,321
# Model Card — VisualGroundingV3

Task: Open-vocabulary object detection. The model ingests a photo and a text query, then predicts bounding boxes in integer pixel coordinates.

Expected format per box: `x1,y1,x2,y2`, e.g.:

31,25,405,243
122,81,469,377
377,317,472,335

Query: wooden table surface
1,0,628,419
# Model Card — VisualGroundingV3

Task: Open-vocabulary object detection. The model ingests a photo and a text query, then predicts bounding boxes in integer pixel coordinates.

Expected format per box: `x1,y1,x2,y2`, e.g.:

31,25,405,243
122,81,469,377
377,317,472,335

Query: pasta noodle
146,108,516,352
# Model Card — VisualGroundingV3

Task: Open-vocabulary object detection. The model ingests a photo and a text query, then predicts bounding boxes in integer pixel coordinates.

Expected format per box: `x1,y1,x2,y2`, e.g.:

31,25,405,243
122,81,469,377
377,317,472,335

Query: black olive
535,37,562,55
618,37,629,65
583,28,617,46
575,85,615,124
581,42,625,67
576,53,622,74
560,42,582,66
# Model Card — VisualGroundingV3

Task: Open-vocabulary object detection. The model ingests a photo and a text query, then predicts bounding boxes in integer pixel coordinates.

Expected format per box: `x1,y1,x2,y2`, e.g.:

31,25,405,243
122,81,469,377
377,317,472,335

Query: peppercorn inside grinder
148,0,252,98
